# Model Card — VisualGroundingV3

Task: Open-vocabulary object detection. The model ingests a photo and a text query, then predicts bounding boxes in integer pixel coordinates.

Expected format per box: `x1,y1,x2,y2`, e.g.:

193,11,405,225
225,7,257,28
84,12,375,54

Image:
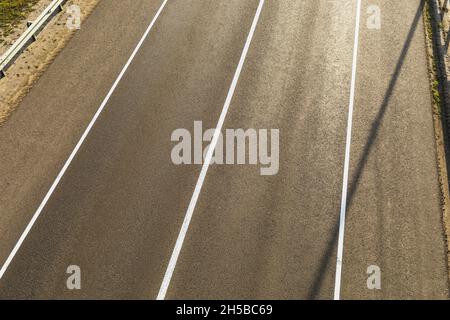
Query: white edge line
156,0,266,300
333,0,362,300
0,0,169,279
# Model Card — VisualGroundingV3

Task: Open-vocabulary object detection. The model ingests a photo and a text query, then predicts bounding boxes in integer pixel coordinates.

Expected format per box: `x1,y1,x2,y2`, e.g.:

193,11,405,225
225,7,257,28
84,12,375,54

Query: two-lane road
0,0,447,299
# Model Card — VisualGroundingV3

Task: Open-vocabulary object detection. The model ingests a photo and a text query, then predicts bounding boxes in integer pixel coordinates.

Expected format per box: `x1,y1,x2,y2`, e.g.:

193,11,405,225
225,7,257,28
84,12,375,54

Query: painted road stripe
0,0,169,279
333,0,362,300
156,0,266,300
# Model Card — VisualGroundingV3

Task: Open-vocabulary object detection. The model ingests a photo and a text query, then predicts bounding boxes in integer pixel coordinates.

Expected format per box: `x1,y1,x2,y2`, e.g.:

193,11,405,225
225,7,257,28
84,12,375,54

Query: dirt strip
425,0,450,283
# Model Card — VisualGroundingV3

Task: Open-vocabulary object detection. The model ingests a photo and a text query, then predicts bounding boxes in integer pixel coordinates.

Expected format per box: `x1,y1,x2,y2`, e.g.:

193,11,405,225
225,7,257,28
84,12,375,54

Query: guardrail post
441,0,448,21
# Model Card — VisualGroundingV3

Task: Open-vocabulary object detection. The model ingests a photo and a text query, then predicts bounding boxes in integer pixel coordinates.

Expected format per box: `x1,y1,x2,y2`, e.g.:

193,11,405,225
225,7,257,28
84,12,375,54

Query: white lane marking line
333,0,362,301
156,0,265,300
0,0,169,280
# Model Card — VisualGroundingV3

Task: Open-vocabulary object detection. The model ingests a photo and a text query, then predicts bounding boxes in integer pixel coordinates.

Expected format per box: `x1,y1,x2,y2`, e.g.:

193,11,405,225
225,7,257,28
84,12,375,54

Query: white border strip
0,0,169,279
333,0,362,300
156,0,266,300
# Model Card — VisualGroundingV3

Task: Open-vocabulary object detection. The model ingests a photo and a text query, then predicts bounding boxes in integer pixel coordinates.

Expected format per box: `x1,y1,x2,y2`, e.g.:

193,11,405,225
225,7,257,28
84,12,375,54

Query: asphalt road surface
0,0,448,299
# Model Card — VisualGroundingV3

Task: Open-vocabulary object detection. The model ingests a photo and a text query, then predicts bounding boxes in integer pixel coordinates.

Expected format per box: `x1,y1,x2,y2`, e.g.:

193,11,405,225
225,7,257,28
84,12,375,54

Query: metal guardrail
0,0,68,78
